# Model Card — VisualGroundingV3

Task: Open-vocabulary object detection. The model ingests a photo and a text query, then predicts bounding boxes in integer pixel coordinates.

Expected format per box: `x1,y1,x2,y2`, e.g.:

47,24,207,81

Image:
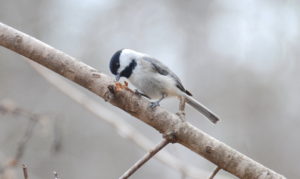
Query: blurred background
0,0,299,178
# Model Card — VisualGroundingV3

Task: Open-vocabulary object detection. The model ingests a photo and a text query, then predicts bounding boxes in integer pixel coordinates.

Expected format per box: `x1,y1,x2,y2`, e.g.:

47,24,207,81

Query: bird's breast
129,72,180,99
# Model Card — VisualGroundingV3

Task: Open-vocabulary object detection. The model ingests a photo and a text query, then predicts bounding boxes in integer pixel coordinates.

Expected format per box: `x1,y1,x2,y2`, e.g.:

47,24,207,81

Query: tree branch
120,139,170,179
22,166,60,179
0,100,54,174
209,166,221,179
0,22,285,179
22,164,28,179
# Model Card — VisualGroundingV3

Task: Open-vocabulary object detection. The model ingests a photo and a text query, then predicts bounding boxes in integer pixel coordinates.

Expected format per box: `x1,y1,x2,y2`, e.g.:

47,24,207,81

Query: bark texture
0,22,285,179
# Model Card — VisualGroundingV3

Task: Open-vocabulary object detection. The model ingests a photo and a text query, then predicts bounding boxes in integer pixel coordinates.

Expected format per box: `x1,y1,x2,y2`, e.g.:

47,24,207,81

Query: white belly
129,72,181,99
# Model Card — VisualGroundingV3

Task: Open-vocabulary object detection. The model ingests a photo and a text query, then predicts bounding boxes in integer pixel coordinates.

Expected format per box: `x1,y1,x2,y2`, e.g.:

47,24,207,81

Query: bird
109,49,220,124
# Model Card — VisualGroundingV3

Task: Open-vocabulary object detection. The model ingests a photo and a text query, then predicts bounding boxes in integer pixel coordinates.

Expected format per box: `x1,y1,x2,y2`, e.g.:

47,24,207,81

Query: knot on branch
92,72,101,78
163,131,177,143
14,35,23,49
104,84,115,101
205,146,214,154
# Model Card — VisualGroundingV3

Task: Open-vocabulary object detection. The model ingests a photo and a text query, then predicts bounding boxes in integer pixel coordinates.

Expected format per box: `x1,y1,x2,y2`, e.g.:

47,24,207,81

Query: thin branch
28,61,209,178
120,139,170,179
0,100,56,177
22,164,28,179
0,22,286,179
52,118,63,153
15,119,38,162
0,99,49,122
0,100,44,167
209,166,221,179
0,102,38,173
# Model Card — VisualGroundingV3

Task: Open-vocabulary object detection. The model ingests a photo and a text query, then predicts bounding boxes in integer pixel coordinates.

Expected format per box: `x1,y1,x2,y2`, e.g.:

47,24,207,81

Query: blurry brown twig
0,100,40,171
52,119,63,153
0,120,36,179
120,139,170,179
15,119,38,163
0,99,49,122
209,166,221,179
22,164,28,179
0,100,60,177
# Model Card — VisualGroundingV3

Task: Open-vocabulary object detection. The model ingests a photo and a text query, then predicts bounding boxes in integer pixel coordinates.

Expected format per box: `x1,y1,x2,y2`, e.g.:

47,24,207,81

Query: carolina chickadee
109,49,220,123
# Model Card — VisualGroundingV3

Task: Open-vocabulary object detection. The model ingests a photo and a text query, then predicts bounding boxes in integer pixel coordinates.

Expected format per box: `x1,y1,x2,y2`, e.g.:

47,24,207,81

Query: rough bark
0,22,285,179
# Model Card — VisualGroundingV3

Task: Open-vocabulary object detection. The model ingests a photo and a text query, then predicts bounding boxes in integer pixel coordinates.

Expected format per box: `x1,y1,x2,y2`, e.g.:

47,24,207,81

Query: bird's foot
149,101,160,108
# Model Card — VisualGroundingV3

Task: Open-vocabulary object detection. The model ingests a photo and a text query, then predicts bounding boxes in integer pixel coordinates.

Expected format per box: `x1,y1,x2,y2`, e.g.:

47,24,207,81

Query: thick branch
0,22,285,179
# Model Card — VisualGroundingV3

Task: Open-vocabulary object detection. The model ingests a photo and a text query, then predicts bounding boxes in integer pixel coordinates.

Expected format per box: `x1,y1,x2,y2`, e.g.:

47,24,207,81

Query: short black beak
115,73,121,81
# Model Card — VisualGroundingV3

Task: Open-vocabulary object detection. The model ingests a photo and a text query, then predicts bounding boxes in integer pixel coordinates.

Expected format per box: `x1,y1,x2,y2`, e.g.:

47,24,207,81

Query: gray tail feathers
184,94,220,124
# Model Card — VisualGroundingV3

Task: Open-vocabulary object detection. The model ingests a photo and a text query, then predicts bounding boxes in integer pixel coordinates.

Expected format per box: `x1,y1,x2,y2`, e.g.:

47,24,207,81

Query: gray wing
143,56,191,95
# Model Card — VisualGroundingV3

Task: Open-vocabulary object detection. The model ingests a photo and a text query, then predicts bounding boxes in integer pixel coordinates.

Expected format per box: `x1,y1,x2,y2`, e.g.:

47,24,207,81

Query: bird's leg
135,89,150,99
176,96,186,121
149,93,166,108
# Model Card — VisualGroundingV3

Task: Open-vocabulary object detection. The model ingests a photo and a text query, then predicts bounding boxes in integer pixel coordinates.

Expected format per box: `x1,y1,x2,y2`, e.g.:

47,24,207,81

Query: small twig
119,139,170,179
0,99,56,176
52,118,63,153
0,99,46,120
22,164,28,179
15,119,38,162
0,111,38,176
209,166,221,179
0,102,39,171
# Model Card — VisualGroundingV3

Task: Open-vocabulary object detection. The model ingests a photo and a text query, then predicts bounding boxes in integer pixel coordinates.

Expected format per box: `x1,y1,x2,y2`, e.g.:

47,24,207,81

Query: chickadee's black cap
109,49,122,75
